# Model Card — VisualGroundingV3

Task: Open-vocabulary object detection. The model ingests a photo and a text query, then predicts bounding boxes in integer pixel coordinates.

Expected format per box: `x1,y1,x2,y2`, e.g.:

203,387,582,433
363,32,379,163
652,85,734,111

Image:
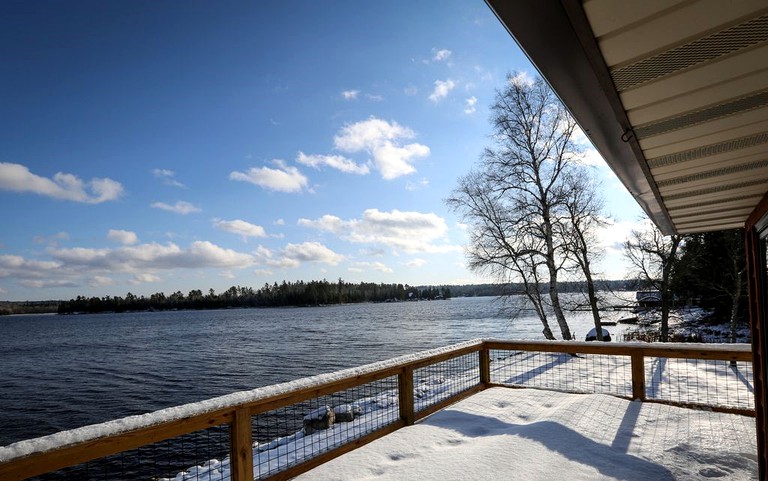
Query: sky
0,0,645,301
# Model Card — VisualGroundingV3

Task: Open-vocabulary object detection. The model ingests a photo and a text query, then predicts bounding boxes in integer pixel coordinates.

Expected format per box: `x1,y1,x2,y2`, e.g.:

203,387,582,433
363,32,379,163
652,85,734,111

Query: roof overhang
487,0,768,235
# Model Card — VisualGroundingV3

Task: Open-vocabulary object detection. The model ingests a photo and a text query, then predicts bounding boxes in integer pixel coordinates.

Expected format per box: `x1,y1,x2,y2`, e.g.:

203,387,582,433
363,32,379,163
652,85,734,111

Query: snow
295,388,758,481
304,406,333,422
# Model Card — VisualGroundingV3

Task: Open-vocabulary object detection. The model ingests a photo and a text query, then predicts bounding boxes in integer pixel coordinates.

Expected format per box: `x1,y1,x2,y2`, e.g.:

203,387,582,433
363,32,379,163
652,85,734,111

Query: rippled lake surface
0,295,633,446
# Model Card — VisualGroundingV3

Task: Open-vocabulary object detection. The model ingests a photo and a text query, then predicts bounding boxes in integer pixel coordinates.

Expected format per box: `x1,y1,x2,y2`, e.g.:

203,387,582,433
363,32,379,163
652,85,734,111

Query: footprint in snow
388,451,419,461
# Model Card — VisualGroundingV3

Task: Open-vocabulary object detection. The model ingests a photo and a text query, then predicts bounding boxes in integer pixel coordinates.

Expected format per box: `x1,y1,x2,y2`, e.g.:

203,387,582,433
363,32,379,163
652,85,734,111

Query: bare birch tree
448,73,585,340
450,169,557,339
561,171,609,340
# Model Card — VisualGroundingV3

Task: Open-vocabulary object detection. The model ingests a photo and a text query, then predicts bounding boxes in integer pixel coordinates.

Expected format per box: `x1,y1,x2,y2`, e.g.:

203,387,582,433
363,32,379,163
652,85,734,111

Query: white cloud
474,65,494,83
253,245,298,269
405,178,430,191
132,273,161,283
579,148,606,166
33,232,69,247
598,218,645,255
0,240,256,291
404,85,418,96
254,269,273,276
509,71,535,88
334,118,429,180
464,96,478,114
52,241,254,271
219,270,235,279
20,279,78,288
152,168,186,188
283,242,344,266
428,79,456,103
341,90,359,100
89,276,116,287
0,287,6,294
0,162,123,203
151,201,201,215
573,126,607,166
353,261,393,273
275,219,285,226
213,219,267,240
107,229,138,246
0,254,61,280
254,242,343,268
406,258,427,267
432,49,452,62
296,151,370,175
341,90,383,102
230,161,309,193
299,209,460,254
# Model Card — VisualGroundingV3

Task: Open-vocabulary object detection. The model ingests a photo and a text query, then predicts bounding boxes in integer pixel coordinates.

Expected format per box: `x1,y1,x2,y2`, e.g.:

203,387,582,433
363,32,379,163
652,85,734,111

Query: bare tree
723,231,746,343
727,244,744,343
561,171,609,340
623,224,682,342
448,73,585,340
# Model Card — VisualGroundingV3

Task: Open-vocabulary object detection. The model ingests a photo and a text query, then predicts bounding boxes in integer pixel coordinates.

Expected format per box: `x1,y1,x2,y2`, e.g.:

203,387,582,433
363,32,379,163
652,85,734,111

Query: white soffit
583,0,768,234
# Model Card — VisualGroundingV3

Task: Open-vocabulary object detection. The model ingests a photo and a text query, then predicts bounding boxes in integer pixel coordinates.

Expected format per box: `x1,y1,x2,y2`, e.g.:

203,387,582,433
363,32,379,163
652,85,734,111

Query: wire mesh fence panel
488,350,633,397
645,357,755,410
413,352,480,413
28,424,231,481
252,375,400,480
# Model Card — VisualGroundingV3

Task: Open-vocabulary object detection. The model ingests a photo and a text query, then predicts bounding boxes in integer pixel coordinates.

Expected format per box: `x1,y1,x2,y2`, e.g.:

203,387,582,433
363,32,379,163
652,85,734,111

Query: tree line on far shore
2,279,639,316
55,280,455,314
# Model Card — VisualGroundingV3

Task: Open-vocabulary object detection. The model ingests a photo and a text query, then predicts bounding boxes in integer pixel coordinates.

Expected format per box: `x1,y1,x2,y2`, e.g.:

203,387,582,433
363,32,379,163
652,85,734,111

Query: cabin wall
745,191,768,481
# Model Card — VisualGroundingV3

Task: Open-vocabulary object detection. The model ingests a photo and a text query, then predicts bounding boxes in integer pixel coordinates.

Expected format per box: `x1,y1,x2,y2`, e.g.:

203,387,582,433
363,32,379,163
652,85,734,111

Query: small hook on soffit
621,128,635,143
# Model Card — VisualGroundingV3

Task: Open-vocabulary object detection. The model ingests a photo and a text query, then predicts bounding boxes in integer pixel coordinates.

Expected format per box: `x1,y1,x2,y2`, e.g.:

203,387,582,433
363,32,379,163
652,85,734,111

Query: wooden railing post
631,352,646,401
399,366,415,426
230,407,254,481
479,346,491,387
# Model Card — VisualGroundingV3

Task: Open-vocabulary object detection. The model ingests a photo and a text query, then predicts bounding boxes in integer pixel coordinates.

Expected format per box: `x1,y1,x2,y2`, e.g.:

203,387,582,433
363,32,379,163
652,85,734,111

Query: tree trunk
660,289,670,342
547,268,571,339
729,281,741,343
539,316,556,340
523,283,556,340
544,210,572,340
583,259,602,341
659,235,682,342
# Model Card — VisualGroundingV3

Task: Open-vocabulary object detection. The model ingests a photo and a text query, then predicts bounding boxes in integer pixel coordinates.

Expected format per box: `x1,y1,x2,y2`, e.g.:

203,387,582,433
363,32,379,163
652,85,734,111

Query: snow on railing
0,339,754,481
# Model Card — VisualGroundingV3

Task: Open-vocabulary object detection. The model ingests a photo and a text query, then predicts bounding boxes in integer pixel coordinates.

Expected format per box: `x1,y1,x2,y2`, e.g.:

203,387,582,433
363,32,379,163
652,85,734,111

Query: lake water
0,295,634,447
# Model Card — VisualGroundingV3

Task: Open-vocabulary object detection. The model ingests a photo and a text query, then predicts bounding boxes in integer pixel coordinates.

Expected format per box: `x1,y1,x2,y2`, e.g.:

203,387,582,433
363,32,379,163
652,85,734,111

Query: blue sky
0,1,644,301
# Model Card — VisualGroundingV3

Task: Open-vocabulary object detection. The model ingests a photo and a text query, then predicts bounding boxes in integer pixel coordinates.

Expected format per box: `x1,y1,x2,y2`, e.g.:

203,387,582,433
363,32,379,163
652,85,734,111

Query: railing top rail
485,339,752,360
0,339,484,465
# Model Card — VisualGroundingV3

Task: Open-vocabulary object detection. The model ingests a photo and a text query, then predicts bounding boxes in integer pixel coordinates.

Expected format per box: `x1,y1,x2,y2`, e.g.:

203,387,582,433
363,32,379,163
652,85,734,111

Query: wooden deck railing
0,340,754,481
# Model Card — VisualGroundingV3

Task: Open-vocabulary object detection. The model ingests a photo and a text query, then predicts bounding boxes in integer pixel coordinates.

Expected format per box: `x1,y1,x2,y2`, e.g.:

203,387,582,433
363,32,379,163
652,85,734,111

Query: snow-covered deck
296,387,758,481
